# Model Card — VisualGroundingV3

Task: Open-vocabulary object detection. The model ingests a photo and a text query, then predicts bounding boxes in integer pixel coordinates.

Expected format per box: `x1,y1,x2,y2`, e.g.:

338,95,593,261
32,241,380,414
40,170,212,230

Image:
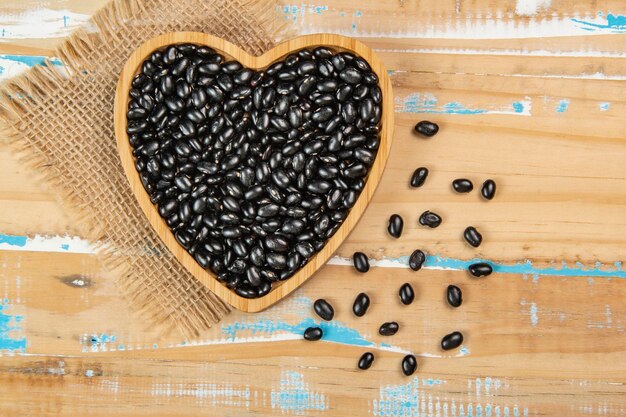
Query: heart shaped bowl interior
114,32,394,312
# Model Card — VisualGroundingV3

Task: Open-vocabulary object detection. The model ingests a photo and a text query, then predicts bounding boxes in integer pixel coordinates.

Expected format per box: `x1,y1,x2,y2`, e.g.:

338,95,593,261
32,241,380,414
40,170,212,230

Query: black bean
358,352,374,370
266,252,287,269
464,226,482,248
447,285,462,307
354,148,376,165
297,60,316,75
235,284,258,299
314,299,334,321
469,262,493,277
353,252,369,273
352,85,368,101
304,327,323,341
481,179,496,200
307,180,331,194
414,120,439,137
452,178,473,193
353,292,370,317
312,106,334,123
165,97,185,112
441,331,463,350
402,355,417,376
257,279,272,296
264,235,289,253
339,68,362,84
336,85,352,102
419,210,442,228
174,176,192,192
379,321,399,336
343,190,358,209
342,163,368,179
399,283,415,305
387,214,403,238
409,250,426,271
127,107,148,120
222,195,241,212
257,203,279,218
317,79,339,92
249,245,265,266
179,119,196,137
359,98,374,120
295,242,314,258
410,167,428,188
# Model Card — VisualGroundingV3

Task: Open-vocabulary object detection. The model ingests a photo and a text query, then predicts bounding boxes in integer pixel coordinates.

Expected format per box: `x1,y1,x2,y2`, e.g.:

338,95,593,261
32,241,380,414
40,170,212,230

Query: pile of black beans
127,43,383,298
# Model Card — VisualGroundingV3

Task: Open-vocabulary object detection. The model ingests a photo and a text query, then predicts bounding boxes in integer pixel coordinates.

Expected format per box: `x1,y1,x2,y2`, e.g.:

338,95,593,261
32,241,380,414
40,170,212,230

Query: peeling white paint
0,9,92,39
515,0,552,16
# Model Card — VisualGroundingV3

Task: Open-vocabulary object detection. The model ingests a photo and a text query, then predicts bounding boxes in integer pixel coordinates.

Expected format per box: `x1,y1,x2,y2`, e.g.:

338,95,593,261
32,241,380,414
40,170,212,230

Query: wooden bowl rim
114,32,394,312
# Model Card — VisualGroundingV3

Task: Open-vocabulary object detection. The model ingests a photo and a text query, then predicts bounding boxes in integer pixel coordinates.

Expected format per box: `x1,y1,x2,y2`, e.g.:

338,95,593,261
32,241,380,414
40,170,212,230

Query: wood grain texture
0,0,625,416
115,32,394,312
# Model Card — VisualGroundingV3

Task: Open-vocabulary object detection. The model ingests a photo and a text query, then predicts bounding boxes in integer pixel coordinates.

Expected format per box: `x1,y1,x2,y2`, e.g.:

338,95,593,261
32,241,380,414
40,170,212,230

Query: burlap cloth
0,0,287,337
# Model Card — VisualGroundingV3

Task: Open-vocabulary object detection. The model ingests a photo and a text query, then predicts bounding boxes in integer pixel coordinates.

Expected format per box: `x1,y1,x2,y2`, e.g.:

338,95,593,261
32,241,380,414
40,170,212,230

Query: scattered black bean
353,292,370,317
468,262,493,277
481,179,496,200
399,283,415,305
304,326,323,341
409,249,426,271
443,284,463,309
128,45,383,298
452,178,473,193
402,354,417,376
414,120,439,137
314,299,334,321
387,214,404,238
463,226,482,248
358,352,375,370
410,167,428,188
441,331,463,350
353,252,370,273
419,210,442,228
379,321,399,336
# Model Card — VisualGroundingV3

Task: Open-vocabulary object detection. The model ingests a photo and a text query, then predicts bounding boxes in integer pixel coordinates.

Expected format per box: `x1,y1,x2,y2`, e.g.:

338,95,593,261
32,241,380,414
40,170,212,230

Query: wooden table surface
0,1,625,416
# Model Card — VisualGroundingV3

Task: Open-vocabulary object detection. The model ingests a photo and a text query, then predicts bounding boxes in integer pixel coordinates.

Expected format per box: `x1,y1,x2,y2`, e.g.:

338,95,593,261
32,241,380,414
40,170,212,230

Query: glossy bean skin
409,250,426,271
419,210,442,228
441,331,463,350
353,292,370,317
402,355,417,376
469,262,493,277
410,167,428,188
481,179,497,200
314,299,334,321
358,352,375,370
304,326,323,341
447,285,462,307
353,252,370,273
414,120,439,137
463,226,482,248
387,214,404,238
128,45,384,298
452,178,473,193
399,283,415,305
379,321,399,336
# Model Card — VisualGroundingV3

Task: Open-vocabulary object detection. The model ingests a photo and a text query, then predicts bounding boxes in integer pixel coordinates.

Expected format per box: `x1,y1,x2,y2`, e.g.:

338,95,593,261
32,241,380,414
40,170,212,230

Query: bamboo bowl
114,32,394,312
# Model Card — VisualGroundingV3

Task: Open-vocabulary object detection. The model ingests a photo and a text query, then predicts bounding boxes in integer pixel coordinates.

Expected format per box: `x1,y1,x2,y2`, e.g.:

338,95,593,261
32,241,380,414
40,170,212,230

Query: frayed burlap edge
0,0,290,338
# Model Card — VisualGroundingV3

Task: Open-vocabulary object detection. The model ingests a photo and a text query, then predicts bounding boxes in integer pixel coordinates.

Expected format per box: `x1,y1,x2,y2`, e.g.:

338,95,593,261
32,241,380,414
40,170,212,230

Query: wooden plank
0,250,624,415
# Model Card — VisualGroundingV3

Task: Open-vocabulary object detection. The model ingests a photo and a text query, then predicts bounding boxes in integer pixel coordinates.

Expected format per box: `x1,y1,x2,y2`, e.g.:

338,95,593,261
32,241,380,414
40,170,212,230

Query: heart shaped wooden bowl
114,32,394,312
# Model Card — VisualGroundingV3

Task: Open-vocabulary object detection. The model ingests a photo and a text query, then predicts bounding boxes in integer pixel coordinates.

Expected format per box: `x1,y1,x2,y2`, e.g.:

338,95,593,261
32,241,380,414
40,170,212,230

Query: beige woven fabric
0,0,284,337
